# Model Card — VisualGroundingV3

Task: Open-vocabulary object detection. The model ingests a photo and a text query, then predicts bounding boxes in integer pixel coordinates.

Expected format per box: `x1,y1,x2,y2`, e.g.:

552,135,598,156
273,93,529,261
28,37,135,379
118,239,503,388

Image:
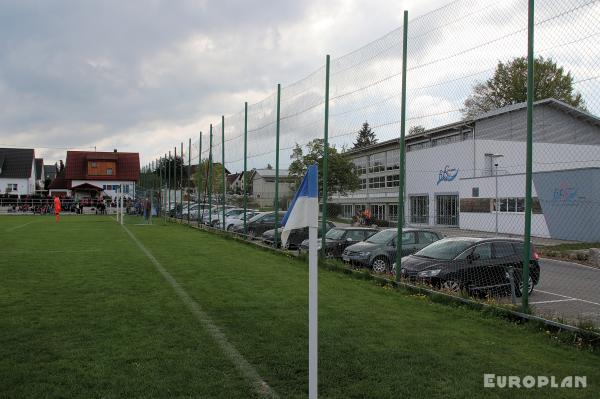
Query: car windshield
248,213,266,223
365,229,396,244
326,228,346,240
226,209,244,216
414,239,475,260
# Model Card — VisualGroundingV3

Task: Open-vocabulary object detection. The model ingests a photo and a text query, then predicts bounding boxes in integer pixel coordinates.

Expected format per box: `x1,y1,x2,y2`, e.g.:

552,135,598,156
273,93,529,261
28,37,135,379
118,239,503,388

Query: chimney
113,149,117,153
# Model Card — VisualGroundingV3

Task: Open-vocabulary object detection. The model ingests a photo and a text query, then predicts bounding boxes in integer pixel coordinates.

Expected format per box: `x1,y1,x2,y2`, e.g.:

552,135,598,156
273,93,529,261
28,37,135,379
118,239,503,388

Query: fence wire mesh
134,0,600,329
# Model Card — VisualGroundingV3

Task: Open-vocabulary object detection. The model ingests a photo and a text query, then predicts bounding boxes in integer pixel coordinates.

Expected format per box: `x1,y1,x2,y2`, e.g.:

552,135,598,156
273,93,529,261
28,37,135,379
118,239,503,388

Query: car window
262,214,275,223
493,242,516,258
364,230,378,240
473,243,492,260
402,232,416,245
325,228,346,240
346,230,365,241
418,231,440,244
365,229,396,244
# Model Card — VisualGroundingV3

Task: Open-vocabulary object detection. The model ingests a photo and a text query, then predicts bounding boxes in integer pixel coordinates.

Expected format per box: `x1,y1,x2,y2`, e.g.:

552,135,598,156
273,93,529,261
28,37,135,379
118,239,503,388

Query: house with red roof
49,150,140,200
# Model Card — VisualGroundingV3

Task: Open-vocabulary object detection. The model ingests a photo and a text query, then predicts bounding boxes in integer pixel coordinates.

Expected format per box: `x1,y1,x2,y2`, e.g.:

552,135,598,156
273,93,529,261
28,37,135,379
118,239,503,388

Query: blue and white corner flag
281,163,319,399
280,164,318,246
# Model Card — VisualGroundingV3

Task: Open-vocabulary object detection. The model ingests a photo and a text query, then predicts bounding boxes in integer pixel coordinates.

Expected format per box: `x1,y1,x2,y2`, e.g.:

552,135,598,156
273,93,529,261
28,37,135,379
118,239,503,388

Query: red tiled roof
65,151,140,181
48,172,71,190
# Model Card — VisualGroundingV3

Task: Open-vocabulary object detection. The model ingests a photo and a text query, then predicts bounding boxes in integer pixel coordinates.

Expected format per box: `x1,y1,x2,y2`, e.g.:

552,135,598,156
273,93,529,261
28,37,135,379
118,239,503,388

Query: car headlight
417,269,442,278
358,251,371,257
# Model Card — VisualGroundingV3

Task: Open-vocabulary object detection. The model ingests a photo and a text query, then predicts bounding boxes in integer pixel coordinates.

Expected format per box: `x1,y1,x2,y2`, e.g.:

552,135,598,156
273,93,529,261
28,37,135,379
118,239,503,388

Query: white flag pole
308,223,318,399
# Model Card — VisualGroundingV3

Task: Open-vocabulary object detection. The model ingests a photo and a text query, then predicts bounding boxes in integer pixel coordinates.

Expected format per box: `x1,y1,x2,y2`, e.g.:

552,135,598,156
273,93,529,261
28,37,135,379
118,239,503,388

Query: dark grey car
342,228,444,273
299,227,379,258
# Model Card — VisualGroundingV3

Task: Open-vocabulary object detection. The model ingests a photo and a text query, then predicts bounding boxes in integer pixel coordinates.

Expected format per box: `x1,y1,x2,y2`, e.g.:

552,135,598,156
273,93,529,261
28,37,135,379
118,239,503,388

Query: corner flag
280,164,319,399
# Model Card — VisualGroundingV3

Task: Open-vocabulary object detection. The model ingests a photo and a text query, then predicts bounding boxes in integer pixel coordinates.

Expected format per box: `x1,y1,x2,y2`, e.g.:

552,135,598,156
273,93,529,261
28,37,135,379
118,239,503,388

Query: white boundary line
530,298,577,305
121,223,278,398
5,220,38,232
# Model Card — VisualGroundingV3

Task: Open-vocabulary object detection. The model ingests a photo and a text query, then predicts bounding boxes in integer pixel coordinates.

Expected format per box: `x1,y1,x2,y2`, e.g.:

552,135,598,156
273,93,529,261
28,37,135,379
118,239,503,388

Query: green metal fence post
174,146,177,219
522,0,535,311
180,142,184,220
222,115,226,230
208,124,213,226
243,102,248,235
198,131,202,226
321,55,331,257
168,151,171,220
396,10,408,282
274,83,281,248
188,138,191,223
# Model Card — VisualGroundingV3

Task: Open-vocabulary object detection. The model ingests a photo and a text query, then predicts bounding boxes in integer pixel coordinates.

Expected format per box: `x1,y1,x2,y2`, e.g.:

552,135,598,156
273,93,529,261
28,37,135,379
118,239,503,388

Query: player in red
53,195,61,223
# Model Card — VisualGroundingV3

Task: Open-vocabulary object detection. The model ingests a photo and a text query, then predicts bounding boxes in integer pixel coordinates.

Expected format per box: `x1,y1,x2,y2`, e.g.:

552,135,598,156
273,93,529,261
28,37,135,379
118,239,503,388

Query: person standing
145,197,152,224
53,195,61,223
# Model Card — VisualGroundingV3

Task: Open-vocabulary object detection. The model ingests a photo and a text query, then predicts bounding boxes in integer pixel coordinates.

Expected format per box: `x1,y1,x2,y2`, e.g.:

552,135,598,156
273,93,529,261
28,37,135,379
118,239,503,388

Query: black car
399,237,541,297
343,228,444,272
299,227,379,258
262,221,336,249
239,211,287,239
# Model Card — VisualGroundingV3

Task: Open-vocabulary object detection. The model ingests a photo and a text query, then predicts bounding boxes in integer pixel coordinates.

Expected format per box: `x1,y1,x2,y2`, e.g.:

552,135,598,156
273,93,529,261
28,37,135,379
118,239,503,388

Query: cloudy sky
0,0,451,165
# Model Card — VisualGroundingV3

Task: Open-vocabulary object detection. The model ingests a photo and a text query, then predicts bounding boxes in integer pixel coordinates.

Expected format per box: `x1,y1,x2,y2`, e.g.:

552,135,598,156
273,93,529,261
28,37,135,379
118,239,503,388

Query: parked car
342,228,444,272
225,210,260,231
398,237,540,297
232,211,286,239
210,208,246,228
299,227,379,258
262,221,336,249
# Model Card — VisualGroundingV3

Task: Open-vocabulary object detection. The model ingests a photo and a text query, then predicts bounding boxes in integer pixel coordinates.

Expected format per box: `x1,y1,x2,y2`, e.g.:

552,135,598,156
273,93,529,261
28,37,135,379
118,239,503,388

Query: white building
250,168,294,208
0,148,37,195
331,99,600,242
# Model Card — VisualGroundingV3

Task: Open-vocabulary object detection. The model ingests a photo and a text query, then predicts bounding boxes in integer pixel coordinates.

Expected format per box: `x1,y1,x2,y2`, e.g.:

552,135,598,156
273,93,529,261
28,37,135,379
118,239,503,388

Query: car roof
332,226,378,231
441,236,524,243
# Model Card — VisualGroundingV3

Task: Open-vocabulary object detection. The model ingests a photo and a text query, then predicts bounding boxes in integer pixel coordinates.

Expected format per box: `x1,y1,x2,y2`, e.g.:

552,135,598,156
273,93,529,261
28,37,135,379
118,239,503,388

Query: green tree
463,56,585,118
409,125,426,135
193,159,225,199
156,156,188,189
353,122,378,149
289,139,360,197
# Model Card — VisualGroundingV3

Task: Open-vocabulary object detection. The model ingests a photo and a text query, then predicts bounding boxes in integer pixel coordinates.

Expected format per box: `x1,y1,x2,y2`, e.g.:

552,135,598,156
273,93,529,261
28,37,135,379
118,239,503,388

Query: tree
409,125,426,135
463,56,585,118
58,160,65,173
193,159,225,198
289,139,360,197
353,122,377,149
156,156,188,188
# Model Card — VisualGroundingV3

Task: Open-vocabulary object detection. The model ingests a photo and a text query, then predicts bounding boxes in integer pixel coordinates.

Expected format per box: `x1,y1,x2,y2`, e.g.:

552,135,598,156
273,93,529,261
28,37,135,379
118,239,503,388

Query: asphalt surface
523,258,600,327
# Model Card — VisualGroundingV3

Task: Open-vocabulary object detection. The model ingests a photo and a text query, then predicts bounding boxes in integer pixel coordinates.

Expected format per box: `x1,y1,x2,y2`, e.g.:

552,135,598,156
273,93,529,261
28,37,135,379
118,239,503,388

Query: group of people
353,208,373,226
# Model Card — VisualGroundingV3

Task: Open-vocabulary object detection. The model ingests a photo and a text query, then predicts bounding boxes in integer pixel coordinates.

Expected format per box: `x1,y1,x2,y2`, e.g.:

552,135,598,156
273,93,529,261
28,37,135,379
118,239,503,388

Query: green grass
1,215,599,398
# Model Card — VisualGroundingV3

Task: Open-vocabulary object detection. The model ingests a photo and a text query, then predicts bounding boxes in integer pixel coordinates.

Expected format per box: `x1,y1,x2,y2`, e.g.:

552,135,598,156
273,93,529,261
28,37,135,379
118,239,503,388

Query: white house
250,168,294,208
0,148,36,195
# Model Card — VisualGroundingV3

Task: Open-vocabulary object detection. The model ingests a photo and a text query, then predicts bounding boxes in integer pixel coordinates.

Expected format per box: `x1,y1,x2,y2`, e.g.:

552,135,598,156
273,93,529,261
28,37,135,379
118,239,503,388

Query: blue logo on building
437,165,459,185
552,181,577,205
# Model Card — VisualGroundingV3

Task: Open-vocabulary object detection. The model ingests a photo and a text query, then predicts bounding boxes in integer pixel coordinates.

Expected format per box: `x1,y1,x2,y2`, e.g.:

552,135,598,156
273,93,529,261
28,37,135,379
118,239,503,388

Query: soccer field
1,215,598,398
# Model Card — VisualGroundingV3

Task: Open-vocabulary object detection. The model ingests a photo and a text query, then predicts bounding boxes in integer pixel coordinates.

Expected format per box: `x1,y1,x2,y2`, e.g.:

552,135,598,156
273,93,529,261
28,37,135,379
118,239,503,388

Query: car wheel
440,280,463,294
226,224,233,231
371,256,390,273
515,275,534,297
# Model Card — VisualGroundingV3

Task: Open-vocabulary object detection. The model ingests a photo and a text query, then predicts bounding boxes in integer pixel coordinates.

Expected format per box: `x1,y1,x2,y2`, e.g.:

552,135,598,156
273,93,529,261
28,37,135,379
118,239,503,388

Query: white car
225,210,259,231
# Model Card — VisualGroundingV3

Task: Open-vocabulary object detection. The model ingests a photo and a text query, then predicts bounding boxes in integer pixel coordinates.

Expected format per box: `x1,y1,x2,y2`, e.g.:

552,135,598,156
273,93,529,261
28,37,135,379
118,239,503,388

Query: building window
386,150,399,170
388,204,398,221
112,185,119,190
6,183,18,192
342,204,353,218
106,168,113,175
370,204,385,220
472,187,479,197
91,161,97,168
495,197,526,213
386,174,399,187
354,157,367,175
410,195,429,224
368,176,386,189
359,178,367,190
369,153,385,173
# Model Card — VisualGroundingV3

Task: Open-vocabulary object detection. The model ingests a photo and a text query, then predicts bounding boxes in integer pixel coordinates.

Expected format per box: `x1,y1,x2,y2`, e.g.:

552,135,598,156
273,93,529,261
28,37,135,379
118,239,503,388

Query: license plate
342,255,349,262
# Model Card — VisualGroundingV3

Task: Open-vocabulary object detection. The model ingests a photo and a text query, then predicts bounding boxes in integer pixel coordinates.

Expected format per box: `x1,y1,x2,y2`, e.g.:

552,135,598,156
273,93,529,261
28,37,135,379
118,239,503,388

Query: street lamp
485,153,504,234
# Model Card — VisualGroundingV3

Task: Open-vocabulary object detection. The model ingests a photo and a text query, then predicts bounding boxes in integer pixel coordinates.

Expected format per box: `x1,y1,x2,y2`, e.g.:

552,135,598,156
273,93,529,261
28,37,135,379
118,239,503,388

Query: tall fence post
180,142,184,220
243,102,248,235
222,115,226,230
522,0,535,311
188,138,191,223
174,146,177,219
321,55,331,257
158,156,162,218
396,10,408,282
198,131,202,226
209,124,213,226
168,151,171,220
274,83,281,248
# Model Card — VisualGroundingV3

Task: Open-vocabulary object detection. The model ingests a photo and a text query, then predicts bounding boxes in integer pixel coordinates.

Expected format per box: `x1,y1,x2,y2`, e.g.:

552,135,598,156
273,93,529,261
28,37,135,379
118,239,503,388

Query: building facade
0,148,37,195
331,99,600,242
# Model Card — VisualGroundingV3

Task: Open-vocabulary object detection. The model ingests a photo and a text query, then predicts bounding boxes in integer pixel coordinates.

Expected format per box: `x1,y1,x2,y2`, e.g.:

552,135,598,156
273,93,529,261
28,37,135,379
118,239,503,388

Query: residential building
0,148,36,195
250,168,294,208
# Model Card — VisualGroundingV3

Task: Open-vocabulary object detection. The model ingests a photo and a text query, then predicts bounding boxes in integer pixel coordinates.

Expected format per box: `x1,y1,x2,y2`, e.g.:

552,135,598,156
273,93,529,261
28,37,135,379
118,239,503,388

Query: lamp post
486,153,504,234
